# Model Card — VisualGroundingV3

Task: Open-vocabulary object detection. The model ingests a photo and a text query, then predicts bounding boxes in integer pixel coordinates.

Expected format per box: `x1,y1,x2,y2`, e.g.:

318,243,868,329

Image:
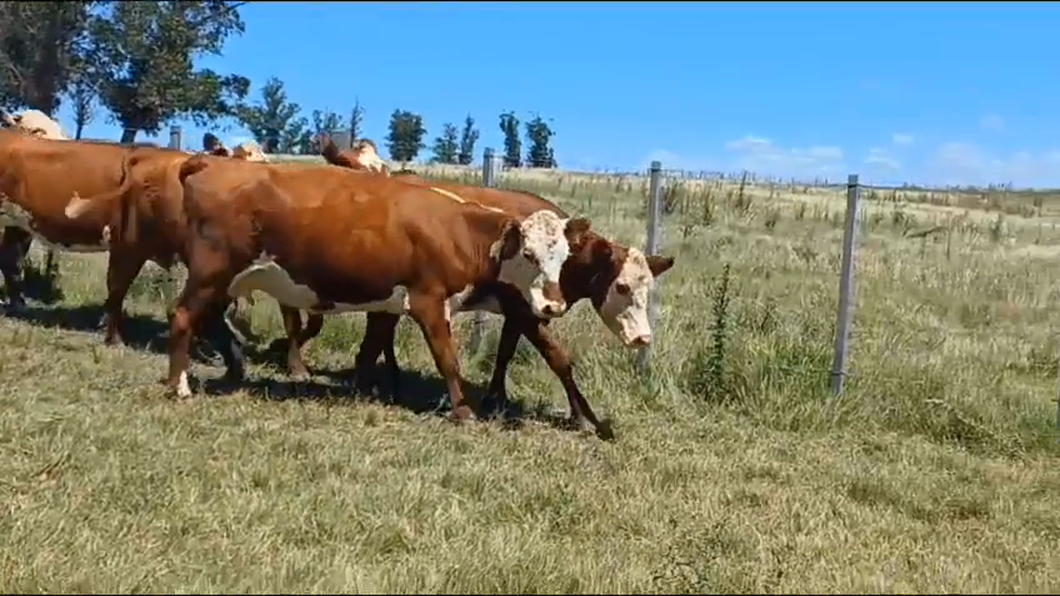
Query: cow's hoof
595,418,616,442
479,394,508,419
3,300,26,314
449,405,477,423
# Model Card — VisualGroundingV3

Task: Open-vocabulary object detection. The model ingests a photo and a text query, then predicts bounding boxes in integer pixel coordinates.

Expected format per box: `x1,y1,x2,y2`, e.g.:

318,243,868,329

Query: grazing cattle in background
62,146,271,349
319,135,390,174
158,156,590,421
298,158,676,439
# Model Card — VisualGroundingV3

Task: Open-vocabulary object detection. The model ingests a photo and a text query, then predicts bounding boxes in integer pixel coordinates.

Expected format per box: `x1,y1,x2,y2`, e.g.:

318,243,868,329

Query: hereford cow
319,135,390,174
61,146,271,348
158,156,591,421
298,162,676,439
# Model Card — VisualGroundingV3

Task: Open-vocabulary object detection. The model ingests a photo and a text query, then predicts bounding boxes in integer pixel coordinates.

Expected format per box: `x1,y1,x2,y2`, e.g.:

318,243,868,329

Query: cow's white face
497,210,572,318
353,141,389,174
232,141,268,162
595,247,656,347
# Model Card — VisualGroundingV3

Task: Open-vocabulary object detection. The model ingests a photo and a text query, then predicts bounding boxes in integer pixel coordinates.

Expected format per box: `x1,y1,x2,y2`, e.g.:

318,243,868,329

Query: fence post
636,160,664,372
830,174,861,395
168,125,182,150
468,147,496,355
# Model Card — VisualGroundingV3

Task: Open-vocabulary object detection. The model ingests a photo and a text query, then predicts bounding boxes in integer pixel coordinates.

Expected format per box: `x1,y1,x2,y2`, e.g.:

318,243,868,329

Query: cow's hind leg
354,312,402,400
203,298,246,382
407,293,474,421
102,250,147,346
0,227,31,312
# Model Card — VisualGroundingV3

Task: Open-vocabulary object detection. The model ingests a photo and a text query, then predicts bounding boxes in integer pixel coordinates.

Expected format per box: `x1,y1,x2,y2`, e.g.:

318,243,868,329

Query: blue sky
57,2,1060,188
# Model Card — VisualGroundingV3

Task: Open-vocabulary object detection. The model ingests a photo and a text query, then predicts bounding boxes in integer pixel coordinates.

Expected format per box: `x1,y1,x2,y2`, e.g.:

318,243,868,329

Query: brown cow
0,131,183,312
158,156,591,421
59,145,272,347
298,163,676,439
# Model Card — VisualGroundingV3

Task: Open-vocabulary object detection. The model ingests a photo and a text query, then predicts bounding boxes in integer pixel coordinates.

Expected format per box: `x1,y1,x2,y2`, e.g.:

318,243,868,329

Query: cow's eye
615,282,631,295
522,249,538,263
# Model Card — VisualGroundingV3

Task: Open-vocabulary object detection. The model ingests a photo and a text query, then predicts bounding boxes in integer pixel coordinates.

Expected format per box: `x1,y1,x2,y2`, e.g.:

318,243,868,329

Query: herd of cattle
0,109,676,440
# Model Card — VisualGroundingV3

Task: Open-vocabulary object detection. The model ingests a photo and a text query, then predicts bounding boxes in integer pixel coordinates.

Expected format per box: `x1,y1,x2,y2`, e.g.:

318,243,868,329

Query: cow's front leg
481,315,522,417
407,292,475,422
281,305,310,381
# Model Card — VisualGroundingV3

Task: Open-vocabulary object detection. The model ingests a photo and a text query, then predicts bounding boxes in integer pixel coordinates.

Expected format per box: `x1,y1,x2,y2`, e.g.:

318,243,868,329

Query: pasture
2,158,1060,593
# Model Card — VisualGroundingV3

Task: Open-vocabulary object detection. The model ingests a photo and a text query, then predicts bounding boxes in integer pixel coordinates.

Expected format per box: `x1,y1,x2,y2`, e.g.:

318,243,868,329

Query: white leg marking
176,371,192,398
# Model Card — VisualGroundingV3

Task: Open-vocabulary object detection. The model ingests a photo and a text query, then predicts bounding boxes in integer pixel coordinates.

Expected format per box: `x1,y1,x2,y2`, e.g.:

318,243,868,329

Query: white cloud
864,147,900,171
979,114,1005,132
891,133,914,146
724,135,846,180
928,141,1060,187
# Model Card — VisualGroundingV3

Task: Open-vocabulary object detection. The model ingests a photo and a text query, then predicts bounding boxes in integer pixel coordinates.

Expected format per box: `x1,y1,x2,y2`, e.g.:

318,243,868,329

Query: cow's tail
63,151,141,245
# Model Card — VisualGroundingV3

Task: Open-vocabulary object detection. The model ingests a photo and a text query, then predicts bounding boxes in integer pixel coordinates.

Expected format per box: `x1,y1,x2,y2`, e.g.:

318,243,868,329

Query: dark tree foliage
525,113,556,169
88,1,250,142
235,76,308,153
66,70,97,139
0,1,95,115
349,98,364,143
386,109,427,163
457,113,479,166
499,110,521,168
431,122,459,164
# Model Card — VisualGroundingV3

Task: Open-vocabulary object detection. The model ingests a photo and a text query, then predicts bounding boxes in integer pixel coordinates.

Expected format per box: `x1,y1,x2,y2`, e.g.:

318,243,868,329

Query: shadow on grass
207,340,581,436
2,302,236,366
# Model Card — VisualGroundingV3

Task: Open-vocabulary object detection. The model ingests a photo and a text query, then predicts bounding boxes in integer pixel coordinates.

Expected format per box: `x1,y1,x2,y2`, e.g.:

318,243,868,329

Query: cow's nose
630,335,651,347
541,302,566,317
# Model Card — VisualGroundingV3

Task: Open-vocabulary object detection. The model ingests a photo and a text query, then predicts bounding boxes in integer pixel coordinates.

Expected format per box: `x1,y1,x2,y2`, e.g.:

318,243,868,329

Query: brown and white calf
165,156,591,420
286,169,676,439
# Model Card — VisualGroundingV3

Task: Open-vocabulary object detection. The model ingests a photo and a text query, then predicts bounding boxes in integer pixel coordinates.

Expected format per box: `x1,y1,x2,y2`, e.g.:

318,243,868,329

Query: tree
457,113,479,166
431,122,459,164
525,113,556,169
499,110,521,168
66,69,97,139
385,109,426,164
88,1,250,143
235,76,308,153
300,108,346,153
0,1,95,115
349,98,363,143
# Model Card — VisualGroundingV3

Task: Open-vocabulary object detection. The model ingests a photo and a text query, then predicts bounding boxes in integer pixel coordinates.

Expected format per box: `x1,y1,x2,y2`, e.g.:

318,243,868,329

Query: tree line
0,1,558,168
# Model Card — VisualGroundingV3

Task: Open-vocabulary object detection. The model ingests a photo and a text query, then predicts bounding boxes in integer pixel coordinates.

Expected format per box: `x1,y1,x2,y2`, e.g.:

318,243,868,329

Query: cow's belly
228,255,507,319
0,201,109,253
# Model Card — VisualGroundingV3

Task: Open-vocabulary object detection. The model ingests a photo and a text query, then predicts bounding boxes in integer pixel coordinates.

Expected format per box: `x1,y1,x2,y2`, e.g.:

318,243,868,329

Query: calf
319,135,390,175
169,157,591,420
298,165,676,439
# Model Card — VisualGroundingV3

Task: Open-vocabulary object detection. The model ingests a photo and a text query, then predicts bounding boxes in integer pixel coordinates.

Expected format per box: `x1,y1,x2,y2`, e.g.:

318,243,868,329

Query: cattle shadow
201,359,580,435
1,302,230,366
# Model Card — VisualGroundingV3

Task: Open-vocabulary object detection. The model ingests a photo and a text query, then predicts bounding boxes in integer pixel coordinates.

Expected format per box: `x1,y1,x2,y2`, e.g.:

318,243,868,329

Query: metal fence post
168,125,182,150
636,160,664,372
468,147,496,355
830,174,861,395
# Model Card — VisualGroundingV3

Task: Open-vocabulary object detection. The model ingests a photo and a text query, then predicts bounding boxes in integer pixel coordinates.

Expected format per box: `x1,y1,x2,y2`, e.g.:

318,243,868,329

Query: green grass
2,161,1060,593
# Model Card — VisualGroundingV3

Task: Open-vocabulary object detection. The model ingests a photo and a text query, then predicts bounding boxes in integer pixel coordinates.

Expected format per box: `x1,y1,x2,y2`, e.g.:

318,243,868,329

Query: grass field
2,158,1060,593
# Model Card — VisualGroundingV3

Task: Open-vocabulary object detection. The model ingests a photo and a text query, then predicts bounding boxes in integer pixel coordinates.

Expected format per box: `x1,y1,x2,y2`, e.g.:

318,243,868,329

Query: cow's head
494,211,592,319
0,109,67,139
567,238,675,347
350,139,390,174
231,140,268,162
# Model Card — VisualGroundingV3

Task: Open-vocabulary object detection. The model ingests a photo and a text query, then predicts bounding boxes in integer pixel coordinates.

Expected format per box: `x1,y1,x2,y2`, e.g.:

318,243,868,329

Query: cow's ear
564,216,593,249
646,255,675,277
498,219,523,260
